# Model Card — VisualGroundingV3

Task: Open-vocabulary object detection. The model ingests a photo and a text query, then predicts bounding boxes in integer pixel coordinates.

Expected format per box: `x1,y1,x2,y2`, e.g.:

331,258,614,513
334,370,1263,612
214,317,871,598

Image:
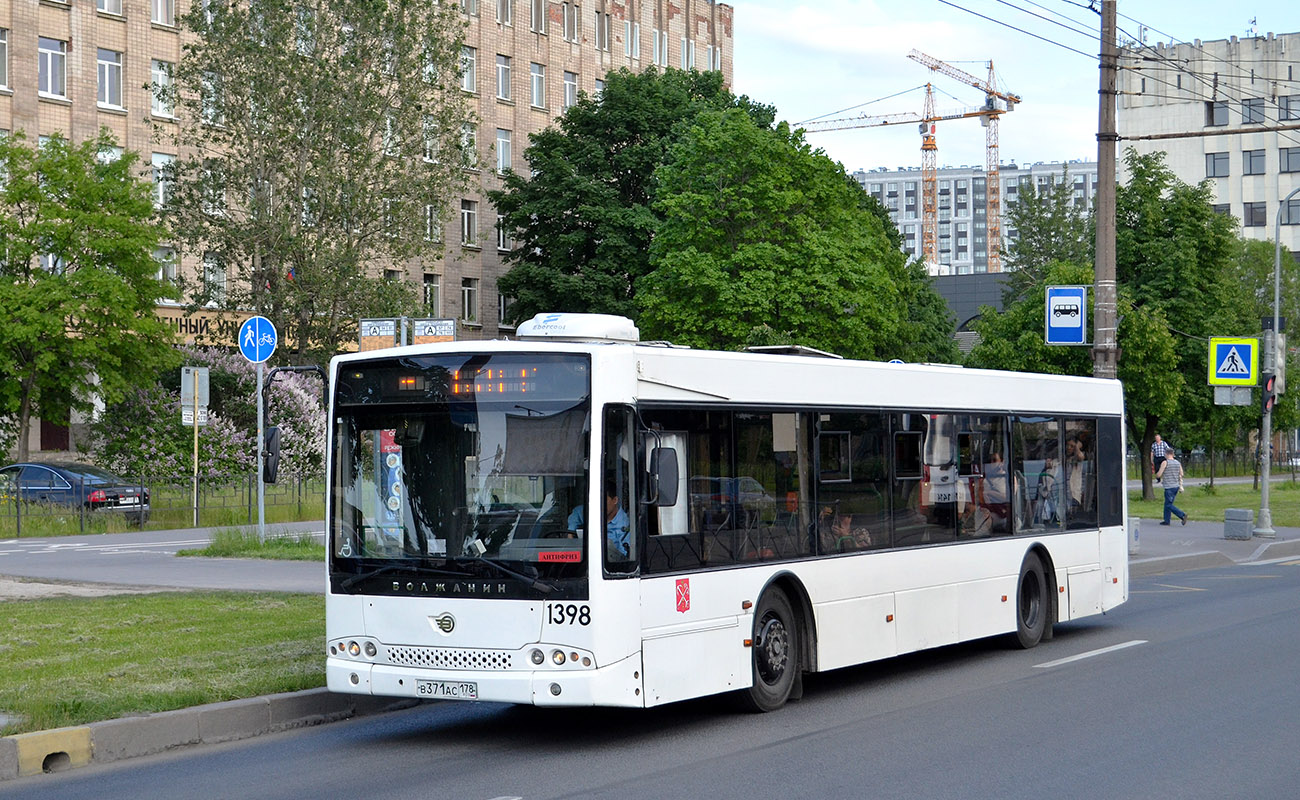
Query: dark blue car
0,461,149,523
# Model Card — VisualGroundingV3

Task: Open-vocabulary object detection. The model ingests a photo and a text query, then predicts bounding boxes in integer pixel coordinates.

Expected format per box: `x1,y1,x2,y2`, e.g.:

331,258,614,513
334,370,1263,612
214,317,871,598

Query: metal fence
0,472,325,538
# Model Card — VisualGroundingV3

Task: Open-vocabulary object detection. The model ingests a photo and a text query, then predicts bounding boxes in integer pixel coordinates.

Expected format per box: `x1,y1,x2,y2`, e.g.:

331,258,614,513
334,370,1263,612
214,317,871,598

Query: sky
732,0,1297,175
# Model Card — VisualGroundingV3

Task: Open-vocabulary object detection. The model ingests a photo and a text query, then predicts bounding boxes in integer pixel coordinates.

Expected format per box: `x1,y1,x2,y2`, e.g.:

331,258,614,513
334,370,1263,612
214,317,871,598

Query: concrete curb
0,689,420,781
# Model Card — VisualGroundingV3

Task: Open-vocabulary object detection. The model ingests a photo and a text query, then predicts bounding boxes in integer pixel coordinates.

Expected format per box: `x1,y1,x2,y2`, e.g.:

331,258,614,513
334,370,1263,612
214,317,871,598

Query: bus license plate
416,680,478,700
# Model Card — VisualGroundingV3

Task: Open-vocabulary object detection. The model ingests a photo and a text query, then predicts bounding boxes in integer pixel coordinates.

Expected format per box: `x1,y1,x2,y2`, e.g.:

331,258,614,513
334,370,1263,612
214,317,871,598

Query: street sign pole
257,361,265,541
193,390,200,527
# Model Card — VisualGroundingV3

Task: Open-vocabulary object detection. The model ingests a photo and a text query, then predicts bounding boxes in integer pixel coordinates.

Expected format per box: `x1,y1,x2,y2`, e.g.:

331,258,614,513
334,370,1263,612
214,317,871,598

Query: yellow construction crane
802,52,1020,272
908,49,1020,273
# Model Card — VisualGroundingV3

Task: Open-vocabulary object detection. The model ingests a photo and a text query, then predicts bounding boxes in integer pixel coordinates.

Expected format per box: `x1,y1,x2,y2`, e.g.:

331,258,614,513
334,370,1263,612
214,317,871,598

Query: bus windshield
331,353,591,593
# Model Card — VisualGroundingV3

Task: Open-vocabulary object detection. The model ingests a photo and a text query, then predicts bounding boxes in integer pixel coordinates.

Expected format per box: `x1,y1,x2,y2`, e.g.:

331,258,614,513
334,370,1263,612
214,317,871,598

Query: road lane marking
1034,640,1148,669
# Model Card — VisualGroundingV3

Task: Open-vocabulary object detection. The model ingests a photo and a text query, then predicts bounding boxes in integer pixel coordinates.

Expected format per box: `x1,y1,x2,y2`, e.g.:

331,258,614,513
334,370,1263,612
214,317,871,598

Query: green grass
0,591,324,736
178,527,325,561
1128,479,1300,527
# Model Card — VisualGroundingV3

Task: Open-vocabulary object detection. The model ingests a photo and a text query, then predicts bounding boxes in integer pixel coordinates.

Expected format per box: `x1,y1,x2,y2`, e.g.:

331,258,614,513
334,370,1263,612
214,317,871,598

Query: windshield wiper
339,562,473,590
470,557,557,595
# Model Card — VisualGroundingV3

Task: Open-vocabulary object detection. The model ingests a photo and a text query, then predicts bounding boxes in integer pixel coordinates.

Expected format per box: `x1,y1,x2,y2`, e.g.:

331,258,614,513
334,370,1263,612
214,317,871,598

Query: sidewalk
6,517,1300,782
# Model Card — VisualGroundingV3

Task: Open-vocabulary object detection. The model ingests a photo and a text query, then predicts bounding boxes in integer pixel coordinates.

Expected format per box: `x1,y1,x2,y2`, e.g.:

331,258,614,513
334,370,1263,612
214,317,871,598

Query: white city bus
325,313,1128,711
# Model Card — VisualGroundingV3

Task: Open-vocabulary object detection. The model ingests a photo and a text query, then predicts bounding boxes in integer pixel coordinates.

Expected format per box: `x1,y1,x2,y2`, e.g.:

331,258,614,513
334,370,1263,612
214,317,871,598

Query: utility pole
1093,0,1119,379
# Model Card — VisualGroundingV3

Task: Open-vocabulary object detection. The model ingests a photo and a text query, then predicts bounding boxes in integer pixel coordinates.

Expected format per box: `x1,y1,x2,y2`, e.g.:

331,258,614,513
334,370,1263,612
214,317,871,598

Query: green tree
636,109,951,360
1002,168,1093,302
163,0,470,364
0,131,177,461
489,68,773,324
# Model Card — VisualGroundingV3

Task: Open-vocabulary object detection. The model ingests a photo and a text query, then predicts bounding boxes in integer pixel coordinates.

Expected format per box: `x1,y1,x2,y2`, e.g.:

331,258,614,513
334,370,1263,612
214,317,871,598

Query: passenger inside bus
818,506,874,552
980,450,1010,533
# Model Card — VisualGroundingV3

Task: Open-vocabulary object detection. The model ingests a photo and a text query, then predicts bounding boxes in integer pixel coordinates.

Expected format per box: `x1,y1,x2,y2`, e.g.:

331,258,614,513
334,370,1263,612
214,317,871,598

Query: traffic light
1261,372,1277,414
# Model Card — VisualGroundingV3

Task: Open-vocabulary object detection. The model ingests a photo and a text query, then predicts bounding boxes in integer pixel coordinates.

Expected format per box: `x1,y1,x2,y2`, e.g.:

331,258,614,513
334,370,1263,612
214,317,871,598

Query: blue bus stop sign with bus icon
1045,285,1088,345
238,315,278,363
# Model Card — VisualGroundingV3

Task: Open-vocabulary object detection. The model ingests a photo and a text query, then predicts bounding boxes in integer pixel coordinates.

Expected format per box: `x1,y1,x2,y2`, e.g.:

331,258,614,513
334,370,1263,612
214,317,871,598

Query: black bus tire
739,588,799,712
1014,552,1048,649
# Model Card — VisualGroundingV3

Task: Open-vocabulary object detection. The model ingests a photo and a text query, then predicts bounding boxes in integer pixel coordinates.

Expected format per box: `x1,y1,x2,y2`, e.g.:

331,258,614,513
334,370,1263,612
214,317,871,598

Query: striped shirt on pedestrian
1159,457,1182,489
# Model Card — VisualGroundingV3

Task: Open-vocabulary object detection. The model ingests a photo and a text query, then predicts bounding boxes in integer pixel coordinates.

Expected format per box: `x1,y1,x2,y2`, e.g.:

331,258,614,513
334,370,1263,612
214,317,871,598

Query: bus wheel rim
756,615,789,684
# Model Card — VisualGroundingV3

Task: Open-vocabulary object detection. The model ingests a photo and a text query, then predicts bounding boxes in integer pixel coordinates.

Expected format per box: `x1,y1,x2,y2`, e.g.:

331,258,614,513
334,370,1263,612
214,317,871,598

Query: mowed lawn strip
0,592,324,735
1128,479,1300,527
177,527,326,561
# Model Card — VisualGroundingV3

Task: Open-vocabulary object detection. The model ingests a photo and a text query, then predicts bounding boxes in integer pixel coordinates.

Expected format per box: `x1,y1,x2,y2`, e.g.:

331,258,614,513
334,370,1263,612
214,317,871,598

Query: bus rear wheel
1014,552,1048,649
740,588,799,712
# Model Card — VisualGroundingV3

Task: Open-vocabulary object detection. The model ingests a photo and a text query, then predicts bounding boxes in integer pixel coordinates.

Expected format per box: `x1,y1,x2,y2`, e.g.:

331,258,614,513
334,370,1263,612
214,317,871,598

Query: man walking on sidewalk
1156,447,1187,526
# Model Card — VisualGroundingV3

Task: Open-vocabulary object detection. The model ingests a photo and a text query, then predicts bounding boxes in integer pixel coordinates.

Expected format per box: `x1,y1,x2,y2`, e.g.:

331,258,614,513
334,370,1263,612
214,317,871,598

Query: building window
594,10,609,51
384,268,402,282
382,114,399,156
497,213,514,251
1243,149,1266,175
625,21,640,58
530,62,545,107
1282,96,1300,122
151,60,174,117
38,253,67,274
563,71,577,109
680,37,695,68
1281,147,1300,174
496,54,511,100
98,0,123,13
460,0,478,15
461,46,476,93
461,277,479,323
424,204,442,242
154,247,178,287
152,0,175,26
1212,203,1231,216
594,78,604,98
203,253,226,304
39,38,67,99
1243,98,1266,124
496,129,512,173
423,116,438,162
498,292,514,326
1205,100,1228,127
152,152,174,207
530,0,545,33
1243,202,1267,228
461,199,478,245
424,274,441,312
497,0,511,25
201,71,223,125
562,2,579,42
1284,198,1300,226
0,29,9,91
461,122,478,167
1205,152,1229,178
652,28,667,66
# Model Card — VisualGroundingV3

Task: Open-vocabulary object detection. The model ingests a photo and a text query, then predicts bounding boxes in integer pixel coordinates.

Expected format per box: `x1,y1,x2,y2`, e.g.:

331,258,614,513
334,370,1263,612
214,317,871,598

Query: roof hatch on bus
516,313,640,343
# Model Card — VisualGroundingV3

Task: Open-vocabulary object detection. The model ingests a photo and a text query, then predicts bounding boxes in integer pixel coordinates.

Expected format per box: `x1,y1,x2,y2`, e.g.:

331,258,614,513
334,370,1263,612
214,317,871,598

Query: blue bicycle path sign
238,316,277,364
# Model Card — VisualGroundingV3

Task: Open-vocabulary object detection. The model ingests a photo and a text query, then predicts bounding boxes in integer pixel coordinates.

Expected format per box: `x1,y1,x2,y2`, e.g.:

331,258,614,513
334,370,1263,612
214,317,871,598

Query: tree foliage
1001,168,1093,302
637,110,953,360
90,346,325,480
163,0,471,364
489,68,773,324
0,131,177,461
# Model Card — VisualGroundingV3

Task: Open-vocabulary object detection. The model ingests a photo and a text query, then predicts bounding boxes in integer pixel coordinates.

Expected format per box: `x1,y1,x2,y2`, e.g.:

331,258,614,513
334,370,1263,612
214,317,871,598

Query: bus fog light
530,649,545,665
551,650,566,665
550,683,562,696
349,673,359,685
364,642,377,657
348,641,361,657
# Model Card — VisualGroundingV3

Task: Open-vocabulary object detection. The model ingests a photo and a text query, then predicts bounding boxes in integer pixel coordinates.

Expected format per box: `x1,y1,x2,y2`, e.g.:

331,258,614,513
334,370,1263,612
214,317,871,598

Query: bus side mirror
648,447,679,506
263,426,281,484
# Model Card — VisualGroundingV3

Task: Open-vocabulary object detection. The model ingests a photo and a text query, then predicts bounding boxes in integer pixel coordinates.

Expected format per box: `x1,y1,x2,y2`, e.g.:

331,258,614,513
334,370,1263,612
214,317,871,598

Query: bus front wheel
1014,553,1048,649
741,588,799,712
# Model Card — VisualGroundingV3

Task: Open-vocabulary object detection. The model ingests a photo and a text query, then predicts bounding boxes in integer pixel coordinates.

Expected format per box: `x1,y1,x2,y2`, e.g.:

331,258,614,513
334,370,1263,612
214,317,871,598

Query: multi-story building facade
0,0,733,452
852,160,1099,275
1117,31,1300,260
0,0,735,340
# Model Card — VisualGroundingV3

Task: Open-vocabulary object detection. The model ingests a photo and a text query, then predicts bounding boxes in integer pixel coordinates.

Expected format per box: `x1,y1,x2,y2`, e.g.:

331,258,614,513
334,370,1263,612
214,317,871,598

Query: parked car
0,462,149,523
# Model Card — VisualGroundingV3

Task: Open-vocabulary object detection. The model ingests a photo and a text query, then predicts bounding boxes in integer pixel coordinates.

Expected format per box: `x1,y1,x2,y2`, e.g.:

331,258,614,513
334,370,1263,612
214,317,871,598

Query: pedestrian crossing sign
1208,337,1258,386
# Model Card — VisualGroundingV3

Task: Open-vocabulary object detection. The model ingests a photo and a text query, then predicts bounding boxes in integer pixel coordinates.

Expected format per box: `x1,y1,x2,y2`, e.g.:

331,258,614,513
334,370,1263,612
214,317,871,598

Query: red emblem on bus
675,578,690,613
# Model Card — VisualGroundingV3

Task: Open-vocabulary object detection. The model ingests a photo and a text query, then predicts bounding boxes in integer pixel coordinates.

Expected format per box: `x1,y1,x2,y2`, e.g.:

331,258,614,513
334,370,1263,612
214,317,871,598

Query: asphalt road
0,524,323,593
5,558,1298,800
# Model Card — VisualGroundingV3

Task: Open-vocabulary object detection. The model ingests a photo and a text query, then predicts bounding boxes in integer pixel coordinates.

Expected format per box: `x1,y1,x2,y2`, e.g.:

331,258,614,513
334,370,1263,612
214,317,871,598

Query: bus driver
568,483,631,558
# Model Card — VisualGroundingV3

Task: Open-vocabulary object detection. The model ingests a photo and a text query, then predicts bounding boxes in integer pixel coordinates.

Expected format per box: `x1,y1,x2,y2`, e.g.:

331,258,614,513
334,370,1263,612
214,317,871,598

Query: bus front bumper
326,654,644,708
